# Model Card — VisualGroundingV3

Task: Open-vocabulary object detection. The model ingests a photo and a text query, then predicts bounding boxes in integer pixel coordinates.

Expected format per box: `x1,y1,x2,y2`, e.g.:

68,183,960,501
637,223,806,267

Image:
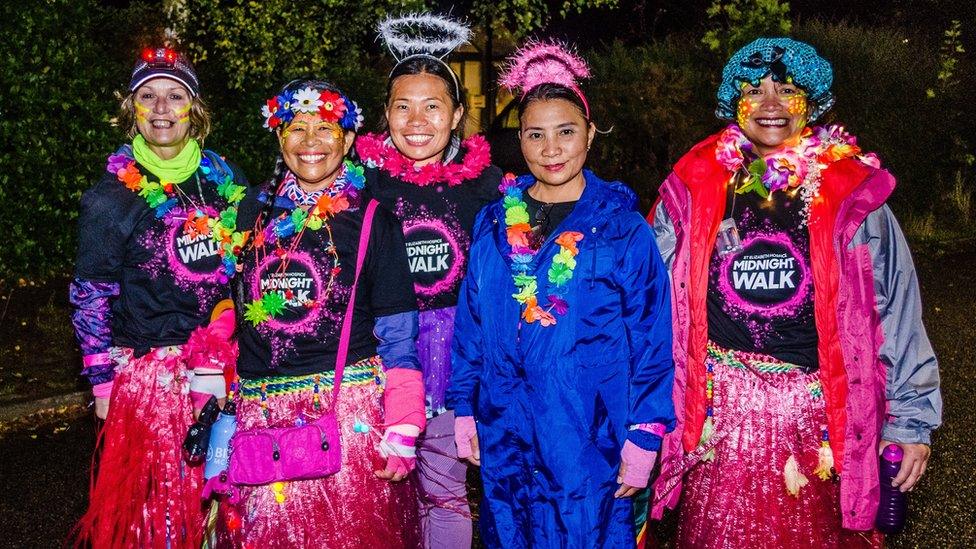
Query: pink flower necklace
715,124,880,222
355,133,491,187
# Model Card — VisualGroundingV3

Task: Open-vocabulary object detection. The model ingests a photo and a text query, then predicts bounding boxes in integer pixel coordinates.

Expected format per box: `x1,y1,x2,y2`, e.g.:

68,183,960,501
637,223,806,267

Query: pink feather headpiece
499,41,591,117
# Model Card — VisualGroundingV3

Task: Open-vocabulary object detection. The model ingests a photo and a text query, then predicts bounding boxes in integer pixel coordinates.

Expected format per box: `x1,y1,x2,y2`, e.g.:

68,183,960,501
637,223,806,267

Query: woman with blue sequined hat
649,37,941,547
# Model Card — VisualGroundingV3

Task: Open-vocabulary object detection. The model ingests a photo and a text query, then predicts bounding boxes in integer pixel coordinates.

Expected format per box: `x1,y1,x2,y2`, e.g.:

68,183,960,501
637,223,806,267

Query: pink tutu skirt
218,356,421,548
676,343,861,548
74,346,203,549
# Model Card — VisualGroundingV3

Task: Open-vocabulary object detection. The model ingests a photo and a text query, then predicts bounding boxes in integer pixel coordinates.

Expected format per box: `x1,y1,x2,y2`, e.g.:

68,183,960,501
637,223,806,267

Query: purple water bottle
875,444,907,534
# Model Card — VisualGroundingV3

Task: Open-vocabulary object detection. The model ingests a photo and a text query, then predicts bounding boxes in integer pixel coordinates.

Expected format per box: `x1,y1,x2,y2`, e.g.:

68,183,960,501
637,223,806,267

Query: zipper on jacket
590,226,597,289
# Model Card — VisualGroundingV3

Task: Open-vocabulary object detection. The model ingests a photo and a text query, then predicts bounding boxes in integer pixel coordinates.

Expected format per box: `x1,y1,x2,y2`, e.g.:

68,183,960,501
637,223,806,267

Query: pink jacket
650,134,941,530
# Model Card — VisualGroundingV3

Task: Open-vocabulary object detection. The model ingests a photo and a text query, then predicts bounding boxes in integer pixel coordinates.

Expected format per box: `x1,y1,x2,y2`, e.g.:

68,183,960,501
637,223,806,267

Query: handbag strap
329,199,378,411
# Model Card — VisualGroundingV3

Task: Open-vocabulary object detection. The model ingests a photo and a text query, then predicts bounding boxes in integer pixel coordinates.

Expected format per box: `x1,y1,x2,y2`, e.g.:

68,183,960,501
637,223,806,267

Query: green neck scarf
132,134,202,183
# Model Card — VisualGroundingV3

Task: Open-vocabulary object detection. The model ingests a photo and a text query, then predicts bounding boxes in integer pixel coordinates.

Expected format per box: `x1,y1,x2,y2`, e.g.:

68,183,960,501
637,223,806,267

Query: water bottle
183,396,221,464
875,444,908,534
204,400,237,480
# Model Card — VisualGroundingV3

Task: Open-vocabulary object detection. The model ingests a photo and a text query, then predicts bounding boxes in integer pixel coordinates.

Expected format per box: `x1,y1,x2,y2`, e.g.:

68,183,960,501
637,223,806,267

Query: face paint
135,101,151,123
787,95,807,117
176,103,191,124
736,97,757,128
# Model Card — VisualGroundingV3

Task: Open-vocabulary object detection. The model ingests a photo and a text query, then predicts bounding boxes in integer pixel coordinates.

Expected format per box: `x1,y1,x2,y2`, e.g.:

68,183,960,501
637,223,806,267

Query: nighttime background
0,0,973,547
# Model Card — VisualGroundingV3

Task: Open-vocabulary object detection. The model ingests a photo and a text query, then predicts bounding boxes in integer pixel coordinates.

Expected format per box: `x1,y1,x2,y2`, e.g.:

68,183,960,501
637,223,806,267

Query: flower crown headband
377,13,471,100
261,86,364,132
499,41,592,118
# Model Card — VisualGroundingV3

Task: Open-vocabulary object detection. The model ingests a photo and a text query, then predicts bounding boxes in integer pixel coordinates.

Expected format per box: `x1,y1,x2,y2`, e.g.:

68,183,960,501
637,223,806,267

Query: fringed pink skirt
676,343,844,548
219,356,421,548
74,346,203,549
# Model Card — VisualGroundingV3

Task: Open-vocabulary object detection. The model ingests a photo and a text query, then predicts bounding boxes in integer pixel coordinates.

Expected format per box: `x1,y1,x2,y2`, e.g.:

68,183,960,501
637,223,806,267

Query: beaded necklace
244,160,365,325
355,133,491,187
106,148,248,281
499,174,583,327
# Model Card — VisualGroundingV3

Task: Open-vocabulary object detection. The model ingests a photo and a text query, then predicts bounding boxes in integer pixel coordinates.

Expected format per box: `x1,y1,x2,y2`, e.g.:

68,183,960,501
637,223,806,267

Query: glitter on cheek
787,96,808,117
737,98,757,127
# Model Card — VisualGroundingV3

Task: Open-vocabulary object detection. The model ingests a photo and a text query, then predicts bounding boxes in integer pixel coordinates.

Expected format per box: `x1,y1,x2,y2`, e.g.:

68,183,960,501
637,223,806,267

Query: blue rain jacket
447,171,676,548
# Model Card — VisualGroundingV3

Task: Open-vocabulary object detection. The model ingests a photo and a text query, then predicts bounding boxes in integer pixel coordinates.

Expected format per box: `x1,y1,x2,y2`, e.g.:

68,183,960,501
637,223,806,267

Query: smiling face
278,112,355,191
736,75,809,156
133,77,193,159
519,98,595,200
386,73,463,167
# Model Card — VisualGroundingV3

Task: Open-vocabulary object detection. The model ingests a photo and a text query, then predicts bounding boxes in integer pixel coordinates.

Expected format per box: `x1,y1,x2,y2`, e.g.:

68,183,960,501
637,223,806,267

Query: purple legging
416,411,471,549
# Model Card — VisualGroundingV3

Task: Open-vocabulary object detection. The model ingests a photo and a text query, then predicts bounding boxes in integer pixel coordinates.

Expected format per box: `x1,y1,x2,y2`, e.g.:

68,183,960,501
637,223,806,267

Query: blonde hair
113,91,212,143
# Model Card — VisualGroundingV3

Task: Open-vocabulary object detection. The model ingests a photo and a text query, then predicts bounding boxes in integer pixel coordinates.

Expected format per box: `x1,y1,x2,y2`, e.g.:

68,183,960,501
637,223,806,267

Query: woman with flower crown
214,78,424,547
649,38,942,547
69,47,246,548
446,42,675,548
354,15,503,549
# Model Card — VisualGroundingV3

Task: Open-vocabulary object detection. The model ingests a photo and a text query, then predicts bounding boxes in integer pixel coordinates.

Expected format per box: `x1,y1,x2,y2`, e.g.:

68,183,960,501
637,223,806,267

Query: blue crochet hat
716,37,834,122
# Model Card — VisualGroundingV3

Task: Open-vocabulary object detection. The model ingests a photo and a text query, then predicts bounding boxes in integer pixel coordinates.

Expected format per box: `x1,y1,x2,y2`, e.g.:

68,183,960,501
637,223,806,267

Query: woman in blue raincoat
446,42,676,548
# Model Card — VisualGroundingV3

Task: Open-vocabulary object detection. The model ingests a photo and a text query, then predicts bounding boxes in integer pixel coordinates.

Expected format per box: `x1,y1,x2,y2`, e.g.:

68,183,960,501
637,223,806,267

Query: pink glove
92,381,113,399
454,415,477,459
383,368,426,431
619,440,658,488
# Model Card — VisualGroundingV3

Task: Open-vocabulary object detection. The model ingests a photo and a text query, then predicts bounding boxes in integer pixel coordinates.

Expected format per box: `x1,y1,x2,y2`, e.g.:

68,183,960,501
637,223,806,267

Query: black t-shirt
364,154,501,311
234,183,417,378
74,150,247,354
706,189,819,371
523,191,578,245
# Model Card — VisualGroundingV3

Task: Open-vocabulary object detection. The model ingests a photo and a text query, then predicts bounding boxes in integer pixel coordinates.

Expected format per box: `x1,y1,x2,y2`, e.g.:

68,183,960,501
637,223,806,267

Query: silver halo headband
378,14,470,102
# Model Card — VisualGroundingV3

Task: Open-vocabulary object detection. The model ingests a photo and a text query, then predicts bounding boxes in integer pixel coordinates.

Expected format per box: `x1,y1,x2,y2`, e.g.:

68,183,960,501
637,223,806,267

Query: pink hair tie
631,422,667,437
83,353,111,367
384,431,417,448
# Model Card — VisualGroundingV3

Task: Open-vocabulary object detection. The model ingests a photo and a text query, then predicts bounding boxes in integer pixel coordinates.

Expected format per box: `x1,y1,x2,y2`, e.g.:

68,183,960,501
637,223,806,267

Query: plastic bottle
875,444,908,534
183,396,221,464
204,400,237,480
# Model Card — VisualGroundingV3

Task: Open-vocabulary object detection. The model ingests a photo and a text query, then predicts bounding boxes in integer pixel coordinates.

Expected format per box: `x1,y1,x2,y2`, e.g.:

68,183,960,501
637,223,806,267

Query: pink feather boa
355,132,491,187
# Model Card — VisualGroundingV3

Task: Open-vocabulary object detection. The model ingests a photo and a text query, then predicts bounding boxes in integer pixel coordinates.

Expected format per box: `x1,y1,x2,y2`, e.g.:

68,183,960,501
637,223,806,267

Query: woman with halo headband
215,78,424,547
70,47,245,548
649,38,941,547
446,42,676,548
356,14,502,548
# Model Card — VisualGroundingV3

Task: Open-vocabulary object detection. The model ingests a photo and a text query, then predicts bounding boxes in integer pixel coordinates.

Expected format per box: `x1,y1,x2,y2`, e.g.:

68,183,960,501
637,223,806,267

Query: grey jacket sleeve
652,200,678,270
852,205,942,444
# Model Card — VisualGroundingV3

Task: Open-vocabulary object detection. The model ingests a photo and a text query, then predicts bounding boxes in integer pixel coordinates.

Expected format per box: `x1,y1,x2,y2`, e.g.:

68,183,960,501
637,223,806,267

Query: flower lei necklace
107,149,249,282
499,174,583,326
715,124,880,221
244,160,366,326
355,133,491,187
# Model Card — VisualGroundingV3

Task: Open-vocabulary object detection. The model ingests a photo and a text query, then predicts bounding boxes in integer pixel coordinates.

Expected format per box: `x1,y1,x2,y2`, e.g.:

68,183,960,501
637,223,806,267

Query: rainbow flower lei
106,150,248,281
262,87,364,132
355,133,491,187
244,160,366,326
716,124,880,221
499,173,583,326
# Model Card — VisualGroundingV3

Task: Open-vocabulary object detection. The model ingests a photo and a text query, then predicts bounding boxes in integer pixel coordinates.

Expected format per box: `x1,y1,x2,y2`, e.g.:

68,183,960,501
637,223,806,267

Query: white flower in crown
293,87,324,113
260,103,275,129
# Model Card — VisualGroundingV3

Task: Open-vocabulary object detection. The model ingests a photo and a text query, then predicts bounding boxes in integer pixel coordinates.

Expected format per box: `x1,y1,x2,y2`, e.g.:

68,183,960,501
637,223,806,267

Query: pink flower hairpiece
499,41,592,117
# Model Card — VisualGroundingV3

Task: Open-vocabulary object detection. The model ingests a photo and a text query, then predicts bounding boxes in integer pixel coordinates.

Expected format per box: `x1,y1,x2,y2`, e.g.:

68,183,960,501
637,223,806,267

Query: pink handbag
227,200,378,486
